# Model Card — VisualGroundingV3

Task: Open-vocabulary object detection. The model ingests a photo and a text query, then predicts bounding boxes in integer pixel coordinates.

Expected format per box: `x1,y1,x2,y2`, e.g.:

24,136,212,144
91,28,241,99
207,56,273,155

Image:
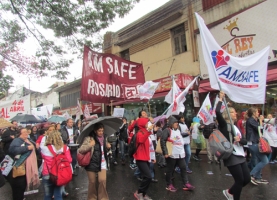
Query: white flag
166,76,198,117
165,80,182,104
84,104,91,119
197,93,214,125
138,81,160,100
195,12,270,104
212,95,226,117
75,100,83,121
63,111,71,120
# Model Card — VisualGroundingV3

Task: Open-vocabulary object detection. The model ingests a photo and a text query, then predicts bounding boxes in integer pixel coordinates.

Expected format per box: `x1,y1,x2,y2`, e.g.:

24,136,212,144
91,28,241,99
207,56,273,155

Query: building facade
103,0,267,120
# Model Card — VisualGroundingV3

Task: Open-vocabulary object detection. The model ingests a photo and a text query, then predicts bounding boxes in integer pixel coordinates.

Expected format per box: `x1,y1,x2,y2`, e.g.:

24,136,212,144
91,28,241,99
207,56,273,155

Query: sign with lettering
81,46,145,103
197,0,277,79
0,95,30,120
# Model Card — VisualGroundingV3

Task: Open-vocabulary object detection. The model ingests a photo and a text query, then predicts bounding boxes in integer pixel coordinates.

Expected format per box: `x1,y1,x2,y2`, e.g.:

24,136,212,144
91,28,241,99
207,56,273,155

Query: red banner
81,46,145,103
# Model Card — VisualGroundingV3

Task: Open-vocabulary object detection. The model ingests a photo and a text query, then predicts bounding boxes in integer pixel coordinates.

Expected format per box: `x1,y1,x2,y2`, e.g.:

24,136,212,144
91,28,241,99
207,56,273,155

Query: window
172,24,187,55
60,91,80,109
202,0,227,11
120,49,130,61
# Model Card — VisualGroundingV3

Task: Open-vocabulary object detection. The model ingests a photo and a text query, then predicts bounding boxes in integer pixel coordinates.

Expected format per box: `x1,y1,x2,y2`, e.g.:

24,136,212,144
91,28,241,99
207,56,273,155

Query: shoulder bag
77,137,94,167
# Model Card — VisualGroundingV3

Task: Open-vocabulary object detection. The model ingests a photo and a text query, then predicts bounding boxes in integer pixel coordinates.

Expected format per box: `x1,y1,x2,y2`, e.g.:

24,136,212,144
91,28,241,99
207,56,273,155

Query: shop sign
155,74,194,93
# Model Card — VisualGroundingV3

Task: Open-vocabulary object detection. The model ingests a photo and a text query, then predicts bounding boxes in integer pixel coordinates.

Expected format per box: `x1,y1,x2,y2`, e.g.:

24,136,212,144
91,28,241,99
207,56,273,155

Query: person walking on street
119,117,128,165
79,122,111,200
133,117,154,200
40,130,72,200
9,128,40,200
161,116,195,192
246,107,269,185
61,119,78,175
216,91,250,200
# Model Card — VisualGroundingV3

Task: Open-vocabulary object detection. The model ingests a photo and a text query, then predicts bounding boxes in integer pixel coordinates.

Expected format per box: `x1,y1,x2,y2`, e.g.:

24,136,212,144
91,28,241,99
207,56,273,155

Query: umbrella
10,114,43,124
48,115,66,123
77,116,122,144
0,118,12,129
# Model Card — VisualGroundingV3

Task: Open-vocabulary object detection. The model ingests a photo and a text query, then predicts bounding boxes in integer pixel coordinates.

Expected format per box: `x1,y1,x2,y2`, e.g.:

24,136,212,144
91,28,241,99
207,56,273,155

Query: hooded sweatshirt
133,118,152,161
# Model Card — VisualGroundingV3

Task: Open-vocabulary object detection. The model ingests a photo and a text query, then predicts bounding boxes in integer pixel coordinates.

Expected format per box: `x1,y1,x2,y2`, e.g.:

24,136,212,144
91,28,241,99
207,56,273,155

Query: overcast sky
7,0,170,93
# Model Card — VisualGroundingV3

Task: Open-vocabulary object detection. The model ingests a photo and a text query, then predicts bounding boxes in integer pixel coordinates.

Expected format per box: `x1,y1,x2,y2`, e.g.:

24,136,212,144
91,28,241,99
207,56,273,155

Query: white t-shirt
100,144,107,170
169,129,185,159
179,123,190,144
67,128,74,144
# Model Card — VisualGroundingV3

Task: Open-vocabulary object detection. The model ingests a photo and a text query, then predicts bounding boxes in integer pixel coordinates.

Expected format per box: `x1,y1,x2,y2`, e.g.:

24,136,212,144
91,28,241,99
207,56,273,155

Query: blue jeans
248,144,269,179
184,144,191,169
42,175,63,200
119,140,126,161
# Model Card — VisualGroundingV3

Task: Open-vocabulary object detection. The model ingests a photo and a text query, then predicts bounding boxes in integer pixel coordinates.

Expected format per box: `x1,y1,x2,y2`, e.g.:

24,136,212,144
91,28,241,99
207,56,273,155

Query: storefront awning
199,67,277,93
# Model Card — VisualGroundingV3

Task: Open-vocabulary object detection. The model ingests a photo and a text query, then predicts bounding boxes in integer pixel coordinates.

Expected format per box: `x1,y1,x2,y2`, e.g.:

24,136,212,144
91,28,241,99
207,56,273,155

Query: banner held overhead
81,46,145,103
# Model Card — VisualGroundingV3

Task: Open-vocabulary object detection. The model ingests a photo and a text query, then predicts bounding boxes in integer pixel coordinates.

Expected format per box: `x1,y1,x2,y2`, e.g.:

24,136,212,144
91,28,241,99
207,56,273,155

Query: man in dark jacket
1,120,18,155
60,119,78,174
119,117,128,165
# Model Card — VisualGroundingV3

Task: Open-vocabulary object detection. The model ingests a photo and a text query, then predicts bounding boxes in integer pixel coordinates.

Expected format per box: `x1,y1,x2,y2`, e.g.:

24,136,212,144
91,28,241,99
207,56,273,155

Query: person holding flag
216,91,250,200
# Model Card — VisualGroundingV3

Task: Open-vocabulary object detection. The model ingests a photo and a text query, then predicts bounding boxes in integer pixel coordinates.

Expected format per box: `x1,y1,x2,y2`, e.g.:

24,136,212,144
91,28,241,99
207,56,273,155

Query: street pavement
1,154,277,200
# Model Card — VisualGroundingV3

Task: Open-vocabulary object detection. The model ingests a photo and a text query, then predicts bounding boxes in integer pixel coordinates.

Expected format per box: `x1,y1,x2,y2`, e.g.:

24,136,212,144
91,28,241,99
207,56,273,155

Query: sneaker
130,164,136,169
255,179,269,184
113,161,118,165
143,194,153,200
137,176,143,181
208,160,213,164
186,168,192,174
223,189,233,200
166,184,177,192
269,161,275,164
183,183,195,191
133,164,137,169
274,160,277,163
251,177,259,186
134,191,144,200
193,155,199,161
175,167,181,173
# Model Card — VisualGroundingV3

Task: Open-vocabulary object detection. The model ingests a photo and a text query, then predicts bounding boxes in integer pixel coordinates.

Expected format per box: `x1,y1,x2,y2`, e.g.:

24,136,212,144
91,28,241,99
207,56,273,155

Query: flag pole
217,81,237,136
148,101,151,117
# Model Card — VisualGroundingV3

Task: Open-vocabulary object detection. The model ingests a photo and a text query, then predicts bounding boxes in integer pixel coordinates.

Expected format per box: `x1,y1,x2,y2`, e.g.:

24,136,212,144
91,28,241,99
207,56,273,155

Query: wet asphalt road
1,154,277,200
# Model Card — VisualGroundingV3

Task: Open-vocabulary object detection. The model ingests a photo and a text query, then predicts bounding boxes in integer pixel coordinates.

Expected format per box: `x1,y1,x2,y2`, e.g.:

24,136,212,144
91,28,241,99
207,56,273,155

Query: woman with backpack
216,91,250,200
40,130,72,200
79,122,111,200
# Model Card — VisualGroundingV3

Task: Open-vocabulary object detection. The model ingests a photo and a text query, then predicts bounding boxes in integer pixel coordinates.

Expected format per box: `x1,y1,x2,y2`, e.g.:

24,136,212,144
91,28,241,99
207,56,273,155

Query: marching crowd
0,91,276,200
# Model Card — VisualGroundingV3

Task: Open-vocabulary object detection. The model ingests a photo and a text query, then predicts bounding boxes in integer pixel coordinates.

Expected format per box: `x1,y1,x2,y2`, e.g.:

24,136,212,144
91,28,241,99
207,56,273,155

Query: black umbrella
77,116,122,144
10,114,44,124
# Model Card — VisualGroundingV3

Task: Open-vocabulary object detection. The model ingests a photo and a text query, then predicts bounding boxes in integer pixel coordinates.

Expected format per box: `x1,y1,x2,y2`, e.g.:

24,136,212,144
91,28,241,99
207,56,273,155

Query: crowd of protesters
0,91,276,200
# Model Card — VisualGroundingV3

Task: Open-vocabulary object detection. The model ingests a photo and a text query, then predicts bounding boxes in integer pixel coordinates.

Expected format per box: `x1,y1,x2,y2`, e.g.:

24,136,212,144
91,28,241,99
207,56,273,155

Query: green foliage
0,0,140,81
0,70,14,94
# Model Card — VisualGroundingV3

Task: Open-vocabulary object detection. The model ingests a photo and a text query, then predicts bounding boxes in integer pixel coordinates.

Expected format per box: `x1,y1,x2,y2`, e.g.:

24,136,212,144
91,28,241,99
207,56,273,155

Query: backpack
47,145,72,186
128,132,139,157
208,129,233,160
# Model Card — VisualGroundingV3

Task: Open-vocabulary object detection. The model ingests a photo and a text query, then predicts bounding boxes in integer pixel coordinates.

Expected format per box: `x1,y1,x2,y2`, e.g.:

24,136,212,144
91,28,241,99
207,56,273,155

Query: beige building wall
104,0,265,82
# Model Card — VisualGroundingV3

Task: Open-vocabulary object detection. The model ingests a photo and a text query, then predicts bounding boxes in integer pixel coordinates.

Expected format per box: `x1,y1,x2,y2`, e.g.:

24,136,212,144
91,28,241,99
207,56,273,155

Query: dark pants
70,148,77,168
227,162,251,200
270,146,277,161
10,174,27,200
166,157,188,186
136,160,152,195
195,148,201,157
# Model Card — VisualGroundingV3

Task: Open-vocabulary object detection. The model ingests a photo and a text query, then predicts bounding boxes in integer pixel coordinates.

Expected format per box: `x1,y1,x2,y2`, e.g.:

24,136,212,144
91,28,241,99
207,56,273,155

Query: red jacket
133,118,151,161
